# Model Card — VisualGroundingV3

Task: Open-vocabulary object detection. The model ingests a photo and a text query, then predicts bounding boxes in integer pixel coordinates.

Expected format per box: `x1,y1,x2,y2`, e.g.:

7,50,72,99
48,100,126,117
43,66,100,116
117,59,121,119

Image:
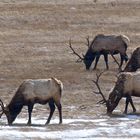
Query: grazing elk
69,34,129,70
93,71,140,114
123,47,140,72
0,77,63,125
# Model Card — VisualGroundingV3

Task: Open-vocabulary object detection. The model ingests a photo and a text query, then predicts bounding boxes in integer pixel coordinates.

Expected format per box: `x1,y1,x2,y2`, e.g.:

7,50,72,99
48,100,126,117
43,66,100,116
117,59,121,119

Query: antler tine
86,36,90,48
93,71,104,86
0,99,4,106
0,112,3,118
68,39,84,62
96,71,104,81
0,99,4,110
110,54,122,71
0,99,4,118
97,99,106,104
92,71,107,104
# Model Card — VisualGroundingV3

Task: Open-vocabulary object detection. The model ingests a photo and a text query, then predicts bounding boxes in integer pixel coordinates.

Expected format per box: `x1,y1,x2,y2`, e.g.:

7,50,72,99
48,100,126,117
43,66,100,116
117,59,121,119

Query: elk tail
51,77,63,96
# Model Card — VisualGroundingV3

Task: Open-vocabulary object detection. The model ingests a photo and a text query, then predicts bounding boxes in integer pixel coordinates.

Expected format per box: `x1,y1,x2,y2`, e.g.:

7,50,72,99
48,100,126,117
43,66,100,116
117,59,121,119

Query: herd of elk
69,34,130,70
1,34,140,125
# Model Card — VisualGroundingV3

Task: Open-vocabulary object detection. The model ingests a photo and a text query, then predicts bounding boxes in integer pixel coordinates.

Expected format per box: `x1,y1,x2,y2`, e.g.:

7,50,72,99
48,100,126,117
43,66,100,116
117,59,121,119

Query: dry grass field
0,0,140,139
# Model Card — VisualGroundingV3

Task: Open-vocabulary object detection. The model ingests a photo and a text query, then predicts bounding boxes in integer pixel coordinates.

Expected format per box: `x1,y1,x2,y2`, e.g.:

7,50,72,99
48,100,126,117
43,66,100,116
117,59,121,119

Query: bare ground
0,0,140,139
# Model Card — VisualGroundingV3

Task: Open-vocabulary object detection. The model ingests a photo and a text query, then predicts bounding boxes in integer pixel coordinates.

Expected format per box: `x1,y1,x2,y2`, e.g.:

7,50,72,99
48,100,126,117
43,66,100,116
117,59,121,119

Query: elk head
68,38,96,70
106,74,125,113
82,36,95,70
0,99,14,125
93,72,124,114
83,48,96,70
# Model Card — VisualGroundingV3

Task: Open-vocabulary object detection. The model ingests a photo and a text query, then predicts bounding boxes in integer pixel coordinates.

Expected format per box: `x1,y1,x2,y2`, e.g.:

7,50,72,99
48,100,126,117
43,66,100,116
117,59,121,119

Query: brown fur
124,47,140,72
107,72,140,114
90,34,128,53
84,34,129,70
1,78,63,125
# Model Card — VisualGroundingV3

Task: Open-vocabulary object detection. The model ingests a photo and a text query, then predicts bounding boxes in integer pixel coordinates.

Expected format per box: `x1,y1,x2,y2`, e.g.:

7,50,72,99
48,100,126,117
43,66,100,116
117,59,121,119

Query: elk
93,71,139,114
0,77,63,125
123,47,140,72
69,34,129,70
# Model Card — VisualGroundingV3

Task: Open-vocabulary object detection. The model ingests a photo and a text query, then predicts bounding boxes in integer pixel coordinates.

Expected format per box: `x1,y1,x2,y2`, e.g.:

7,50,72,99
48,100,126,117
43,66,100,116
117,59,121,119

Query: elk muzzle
106,100,114,114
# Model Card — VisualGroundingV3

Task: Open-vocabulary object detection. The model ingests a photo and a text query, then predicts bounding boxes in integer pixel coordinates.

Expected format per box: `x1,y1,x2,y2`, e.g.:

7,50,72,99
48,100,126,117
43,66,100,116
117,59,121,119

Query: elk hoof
45,121,50,125
133,109,136,113
27,121,31,126
123,111,127,114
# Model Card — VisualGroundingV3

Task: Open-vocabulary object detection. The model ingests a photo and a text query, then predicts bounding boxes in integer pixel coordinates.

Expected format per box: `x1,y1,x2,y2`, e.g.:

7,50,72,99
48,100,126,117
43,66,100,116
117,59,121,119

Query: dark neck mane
7,87,25,117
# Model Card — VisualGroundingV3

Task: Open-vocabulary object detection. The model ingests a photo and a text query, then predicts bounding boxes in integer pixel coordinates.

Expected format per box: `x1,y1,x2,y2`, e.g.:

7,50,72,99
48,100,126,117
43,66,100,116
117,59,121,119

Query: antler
0,99,4,110
111,54,120,66
92,71,107,104
110,54,122,71
0,99,5,118
86,36,90,48
68,39,84,62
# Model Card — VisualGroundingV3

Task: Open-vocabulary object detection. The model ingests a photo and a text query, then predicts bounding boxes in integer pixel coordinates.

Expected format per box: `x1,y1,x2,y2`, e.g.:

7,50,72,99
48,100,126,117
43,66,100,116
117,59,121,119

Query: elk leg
27,104,34,125
55,101,62,124
124,95,136,114
120,54,127,68
103,54,109,70
124,54,128,63
124,96,129,114
94,54,100,69
119,54,124,68
129,96,136,113
46,99,55,125
58,104,62,124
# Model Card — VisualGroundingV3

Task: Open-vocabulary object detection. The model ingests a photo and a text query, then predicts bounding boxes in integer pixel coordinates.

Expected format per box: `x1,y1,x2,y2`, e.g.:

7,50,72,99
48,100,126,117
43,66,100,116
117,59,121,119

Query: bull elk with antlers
93,71,140,114
69,34,129,70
